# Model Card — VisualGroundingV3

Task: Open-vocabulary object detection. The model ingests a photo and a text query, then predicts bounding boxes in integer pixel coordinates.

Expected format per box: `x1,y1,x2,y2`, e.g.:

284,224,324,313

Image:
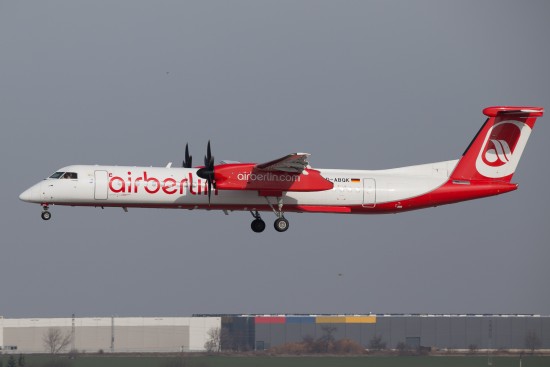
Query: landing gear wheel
251,219,266,233
41,211,51,221
274,217,289,232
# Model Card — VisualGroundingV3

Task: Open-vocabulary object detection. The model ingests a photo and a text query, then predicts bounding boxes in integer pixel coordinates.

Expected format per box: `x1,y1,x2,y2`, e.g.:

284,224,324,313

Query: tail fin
450,106,544,182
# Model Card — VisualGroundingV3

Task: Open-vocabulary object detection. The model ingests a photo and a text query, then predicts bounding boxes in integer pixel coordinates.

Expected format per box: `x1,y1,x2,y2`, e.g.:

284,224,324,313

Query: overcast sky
1,1,549,318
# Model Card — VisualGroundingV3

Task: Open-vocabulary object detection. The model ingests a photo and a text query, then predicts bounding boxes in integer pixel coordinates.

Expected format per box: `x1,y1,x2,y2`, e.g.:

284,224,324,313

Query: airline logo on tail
475,120,531,178
482,122,521,166
485,139,513,164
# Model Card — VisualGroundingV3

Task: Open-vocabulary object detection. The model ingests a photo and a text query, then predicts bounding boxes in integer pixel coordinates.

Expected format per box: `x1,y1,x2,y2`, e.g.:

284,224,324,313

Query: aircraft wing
255,153,310,173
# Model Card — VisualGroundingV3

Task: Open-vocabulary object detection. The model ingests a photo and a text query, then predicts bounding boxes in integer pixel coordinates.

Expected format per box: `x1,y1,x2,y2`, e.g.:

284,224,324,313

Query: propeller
196,140,216,204
182,143,193,168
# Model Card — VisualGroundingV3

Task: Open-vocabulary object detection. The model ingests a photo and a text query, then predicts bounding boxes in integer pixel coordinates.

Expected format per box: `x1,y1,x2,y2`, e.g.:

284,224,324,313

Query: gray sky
1,1,549,318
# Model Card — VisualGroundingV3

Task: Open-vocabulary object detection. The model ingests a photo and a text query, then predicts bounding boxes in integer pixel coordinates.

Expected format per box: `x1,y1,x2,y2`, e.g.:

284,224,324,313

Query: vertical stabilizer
450,106,543,182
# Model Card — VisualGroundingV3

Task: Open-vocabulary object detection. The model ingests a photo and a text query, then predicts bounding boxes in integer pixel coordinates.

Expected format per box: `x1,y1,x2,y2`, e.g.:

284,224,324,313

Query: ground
3,355,549,367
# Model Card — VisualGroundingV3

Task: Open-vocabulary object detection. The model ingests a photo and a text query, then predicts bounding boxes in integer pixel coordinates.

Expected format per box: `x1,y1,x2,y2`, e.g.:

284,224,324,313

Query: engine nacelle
213,163,333,194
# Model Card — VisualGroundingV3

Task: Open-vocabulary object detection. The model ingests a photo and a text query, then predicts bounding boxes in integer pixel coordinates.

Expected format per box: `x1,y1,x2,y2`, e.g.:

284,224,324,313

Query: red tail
450,106,543,182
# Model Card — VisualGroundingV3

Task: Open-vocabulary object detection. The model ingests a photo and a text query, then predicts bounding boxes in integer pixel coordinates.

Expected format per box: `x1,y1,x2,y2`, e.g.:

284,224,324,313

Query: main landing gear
41,205,51,221
266,196,289,233
249,196,290,233
250,211,266,233
274,217,289,232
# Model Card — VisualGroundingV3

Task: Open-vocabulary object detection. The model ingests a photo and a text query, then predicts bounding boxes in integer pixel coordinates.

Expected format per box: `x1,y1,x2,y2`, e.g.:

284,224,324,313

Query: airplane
19,106,543,233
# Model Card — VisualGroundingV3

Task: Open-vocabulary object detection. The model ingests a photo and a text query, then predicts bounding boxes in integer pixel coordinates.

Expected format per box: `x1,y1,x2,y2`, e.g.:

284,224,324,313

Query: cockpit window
48,172,77,179
49,172,65,179
62,172,78,179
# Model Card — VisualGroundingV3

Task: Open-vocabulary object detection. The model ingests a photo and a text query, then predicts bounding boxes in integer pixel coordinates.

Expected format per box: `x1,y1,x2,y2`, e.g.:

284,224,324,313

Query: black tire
251,219,266,233
274,217,289,232
41,211,51,221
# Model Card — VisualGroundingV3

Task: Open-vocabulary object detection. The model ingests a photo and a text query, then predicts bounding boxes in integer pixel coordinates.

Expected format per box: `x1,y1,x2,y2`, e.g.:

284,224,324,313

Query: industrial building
1,314,549,354
221,314,550,351
0,316,220,353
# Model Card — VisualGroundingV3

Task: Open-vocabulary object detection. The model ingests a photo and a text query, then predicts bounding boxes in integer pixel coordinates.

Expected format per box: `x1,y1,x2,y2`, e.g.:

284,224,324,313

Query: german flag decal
351,178,360,183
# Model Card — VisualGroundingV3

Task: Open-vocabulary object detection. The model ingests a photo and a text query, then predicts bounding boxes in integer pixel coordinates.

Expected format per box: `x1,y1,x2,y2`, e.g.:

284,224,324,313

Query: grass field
4,355,549,367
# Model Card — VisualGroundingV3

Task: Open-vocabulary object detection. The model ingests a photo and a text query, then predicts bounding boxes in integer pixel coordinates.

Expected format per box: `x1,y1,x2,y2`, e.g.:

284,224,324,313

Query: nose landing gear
41,205,51,221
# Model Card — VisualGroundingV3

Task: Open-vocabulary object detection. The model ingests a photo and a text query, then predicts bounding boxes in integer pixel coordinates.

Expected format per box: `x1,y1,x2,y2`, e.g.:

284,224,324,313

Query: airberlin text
237,172,300,182
108,171,217,196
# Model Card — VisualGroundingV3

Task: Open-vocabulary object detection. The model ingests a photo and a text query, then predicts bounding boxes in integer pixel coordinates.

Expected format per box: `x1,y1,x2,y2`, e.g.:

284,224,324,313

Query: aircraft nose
19,188,33,202
19,184,39,202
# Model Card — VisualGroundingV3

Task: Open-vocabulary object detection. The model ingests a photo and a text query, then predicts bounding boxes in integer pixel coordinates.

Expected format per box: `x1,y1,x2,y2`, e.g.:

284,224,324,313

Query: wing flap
255,153,310,173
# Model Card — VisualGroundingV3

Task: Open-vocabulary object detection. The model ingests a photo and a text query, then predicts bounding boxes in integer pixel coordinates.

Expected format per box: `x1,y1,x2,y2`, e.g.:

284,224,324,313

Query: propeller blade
183,143,193,168
204,140,214,168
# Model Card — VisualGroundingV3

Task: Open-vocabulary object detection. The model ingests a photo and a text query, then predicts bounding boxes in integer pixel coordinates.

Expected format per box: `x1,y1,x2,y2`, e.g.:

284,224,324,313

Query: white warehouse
0,316,220,354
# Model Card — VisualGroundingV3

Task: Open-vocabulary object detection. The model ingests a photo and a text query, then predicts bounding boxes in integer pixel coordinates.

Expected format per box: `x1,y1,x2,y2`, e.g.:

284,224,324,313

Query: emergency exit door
362,178,376,208
94,170,108,200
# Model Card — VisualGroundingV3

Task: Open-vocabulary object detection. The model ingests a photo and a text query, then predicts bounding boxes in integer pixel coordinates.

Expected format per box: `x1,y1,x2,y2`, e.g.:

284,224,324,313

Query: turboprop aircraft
20,106,543,232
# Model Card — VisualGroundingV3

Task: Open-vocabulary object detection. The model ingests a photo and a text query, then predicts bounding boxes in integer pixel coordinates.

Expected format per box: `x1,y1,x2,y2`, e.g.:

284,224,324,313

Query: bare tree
204,327,221,353
396,341,409,355
368,335,387,351
43,328,72,354
525,331,541,354
317,326,337,352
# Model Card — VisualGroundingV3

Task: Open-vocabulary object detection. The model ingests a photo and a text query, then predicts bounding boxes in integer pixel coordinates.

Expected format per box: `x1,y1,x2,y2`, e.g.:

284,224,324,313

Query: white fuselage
20,160,459,212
